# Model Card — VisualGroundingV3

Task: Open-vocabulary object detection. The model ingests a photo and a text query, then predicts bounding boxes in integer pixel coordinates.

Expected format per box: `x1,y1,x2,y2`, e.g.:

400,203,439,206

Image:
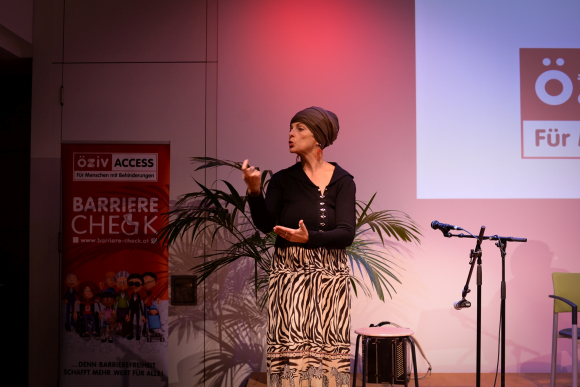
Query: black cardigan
247,162,356,249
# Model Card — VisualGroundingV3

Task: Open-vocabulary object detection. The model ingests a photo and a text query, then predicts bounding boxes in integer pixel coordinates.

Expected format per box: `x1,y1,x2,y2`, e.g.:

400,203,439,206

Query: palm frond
191,156,244,171
158,158,422,309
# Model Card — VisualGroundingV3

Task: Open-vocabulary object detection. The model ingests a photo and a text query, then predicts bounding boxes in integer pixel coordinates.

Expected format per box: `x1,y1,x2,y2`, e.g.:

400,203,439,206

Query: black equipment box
362,336,409,386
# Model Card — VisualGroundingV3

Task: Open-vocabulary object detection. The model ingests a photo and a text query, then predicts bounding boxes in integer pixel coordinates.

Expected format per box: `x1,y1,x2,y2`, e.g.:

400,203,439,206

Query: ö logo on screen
72,152,158,181
520,48,580,158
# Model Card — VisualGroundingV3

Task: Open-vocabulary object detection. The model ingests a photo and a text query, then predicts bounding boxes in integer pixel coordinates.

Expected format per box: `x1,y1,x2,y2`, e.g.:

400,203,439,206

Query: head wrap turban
290,106,339,149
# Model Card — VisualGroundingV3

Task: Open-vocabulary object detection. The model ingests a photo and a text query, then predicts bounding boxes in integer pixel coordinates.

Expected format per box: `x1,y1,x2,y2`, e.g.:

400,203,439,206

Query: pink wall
217,0,580,374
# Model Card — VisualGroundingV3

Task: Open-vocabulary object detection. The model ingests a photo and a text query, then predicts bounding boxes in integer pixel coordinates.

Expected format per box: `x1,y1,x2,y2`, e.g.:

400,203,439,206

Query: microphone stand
495,238,508,387
454,226,485,387
445,230,527,387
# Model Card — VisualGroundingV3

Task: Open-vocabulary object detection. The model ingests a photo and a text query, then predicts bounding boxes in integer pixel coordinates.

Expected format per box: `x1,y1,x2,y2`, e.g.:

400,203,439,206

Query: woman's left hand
274,220,309,243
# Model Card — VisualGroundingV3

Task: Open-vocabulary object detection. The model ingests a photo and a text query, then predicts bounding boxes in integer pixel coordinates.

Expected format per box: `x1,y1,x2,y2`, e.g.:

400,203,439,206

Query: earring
316,145,323,161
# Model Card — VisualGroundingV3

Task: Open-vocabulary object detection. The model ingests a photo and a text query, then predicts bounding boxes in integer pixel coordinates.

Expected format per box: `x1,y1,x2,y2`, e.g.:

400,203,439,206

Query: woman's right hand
242,159,262,196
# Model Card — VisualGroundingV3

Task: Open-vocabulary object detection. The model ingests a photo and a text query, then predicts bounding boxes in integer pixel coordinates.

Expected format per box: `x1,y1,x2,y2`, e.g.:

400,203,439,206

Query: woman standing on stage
242,107,356,387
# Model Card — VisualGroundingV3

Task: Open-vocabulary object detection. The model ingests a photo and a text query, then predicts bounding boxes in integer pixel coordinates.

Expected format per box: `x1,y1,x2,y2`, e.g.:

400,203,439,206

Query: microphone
454,299,471,310
431,220,462,232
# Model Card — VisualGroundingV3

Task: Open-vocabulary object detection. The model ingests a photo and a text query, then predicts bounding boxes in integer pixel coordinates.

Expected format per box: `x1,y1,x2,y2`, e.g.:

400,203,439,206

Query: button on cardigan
247,162,356,249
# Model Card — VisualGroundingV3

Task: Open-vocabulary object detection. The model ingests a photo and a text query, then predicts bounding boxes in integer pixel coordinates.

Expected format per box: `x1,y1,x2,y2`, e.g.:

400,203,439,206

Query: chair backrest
552,272,580,313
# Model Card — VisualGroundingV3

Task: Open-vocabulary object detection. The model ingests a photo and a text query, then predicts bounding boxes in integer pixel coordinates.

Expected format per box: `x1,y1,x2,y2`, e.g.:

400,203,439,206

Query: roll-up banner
60,143,170,386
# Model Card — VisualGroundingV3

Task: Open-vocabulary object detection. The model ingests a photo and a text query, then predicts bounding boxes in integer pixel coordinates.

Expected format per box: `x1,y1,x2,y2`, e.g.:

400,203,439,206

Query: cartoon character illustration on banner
146,305,164,342
99,271,116,295
99,289,117,343
142,271,161,336
63,273,79,332
114,271,130,336
74,281,99,339
126,273,146,340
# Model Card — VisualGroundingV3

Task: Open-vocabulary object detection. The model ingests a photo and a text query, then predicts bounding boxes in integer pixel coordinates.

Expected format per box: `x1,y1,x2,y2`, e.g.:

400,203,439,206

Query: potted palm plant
157,157,421,309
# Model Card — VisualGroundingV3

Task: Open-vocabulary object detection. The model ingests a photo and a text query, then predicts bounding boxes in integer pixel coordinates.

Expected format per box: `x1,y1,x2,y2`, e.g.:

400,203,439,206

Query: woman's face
289,122,317,156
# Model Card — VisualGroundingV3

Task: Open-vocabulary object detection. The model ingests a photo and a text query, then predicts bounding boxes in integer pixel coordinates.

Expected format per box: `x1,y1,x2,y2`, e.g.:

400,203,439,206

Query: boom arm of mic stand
461,260,476,300
459,226,485,300
474,226,486,254
446,233,527,243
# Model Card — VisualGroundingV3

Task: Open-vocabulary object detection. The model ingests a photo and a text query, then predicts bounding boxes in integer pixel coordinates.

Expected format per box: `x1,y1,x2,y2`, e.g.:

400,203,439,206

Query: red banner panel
60,143,169,386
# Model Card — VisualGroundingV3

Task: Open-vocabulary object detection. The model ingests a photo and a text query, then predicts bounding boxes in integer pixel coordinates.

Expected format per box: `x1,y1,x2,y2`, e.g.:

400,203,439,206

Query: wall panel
63,0,207,63
61,62,207,198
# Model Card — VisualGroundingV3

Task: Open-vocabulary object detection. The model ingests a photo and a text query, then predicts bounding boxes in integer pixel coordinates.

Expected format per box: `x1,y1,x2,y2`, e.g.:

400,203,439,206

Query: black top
247,162,356,249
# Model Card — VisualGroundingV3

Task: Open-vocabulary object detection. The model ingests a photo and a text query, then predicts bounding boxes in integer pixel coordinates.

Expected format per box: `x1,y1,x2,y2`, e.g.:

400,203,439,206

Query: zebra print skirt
267,246,351,387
